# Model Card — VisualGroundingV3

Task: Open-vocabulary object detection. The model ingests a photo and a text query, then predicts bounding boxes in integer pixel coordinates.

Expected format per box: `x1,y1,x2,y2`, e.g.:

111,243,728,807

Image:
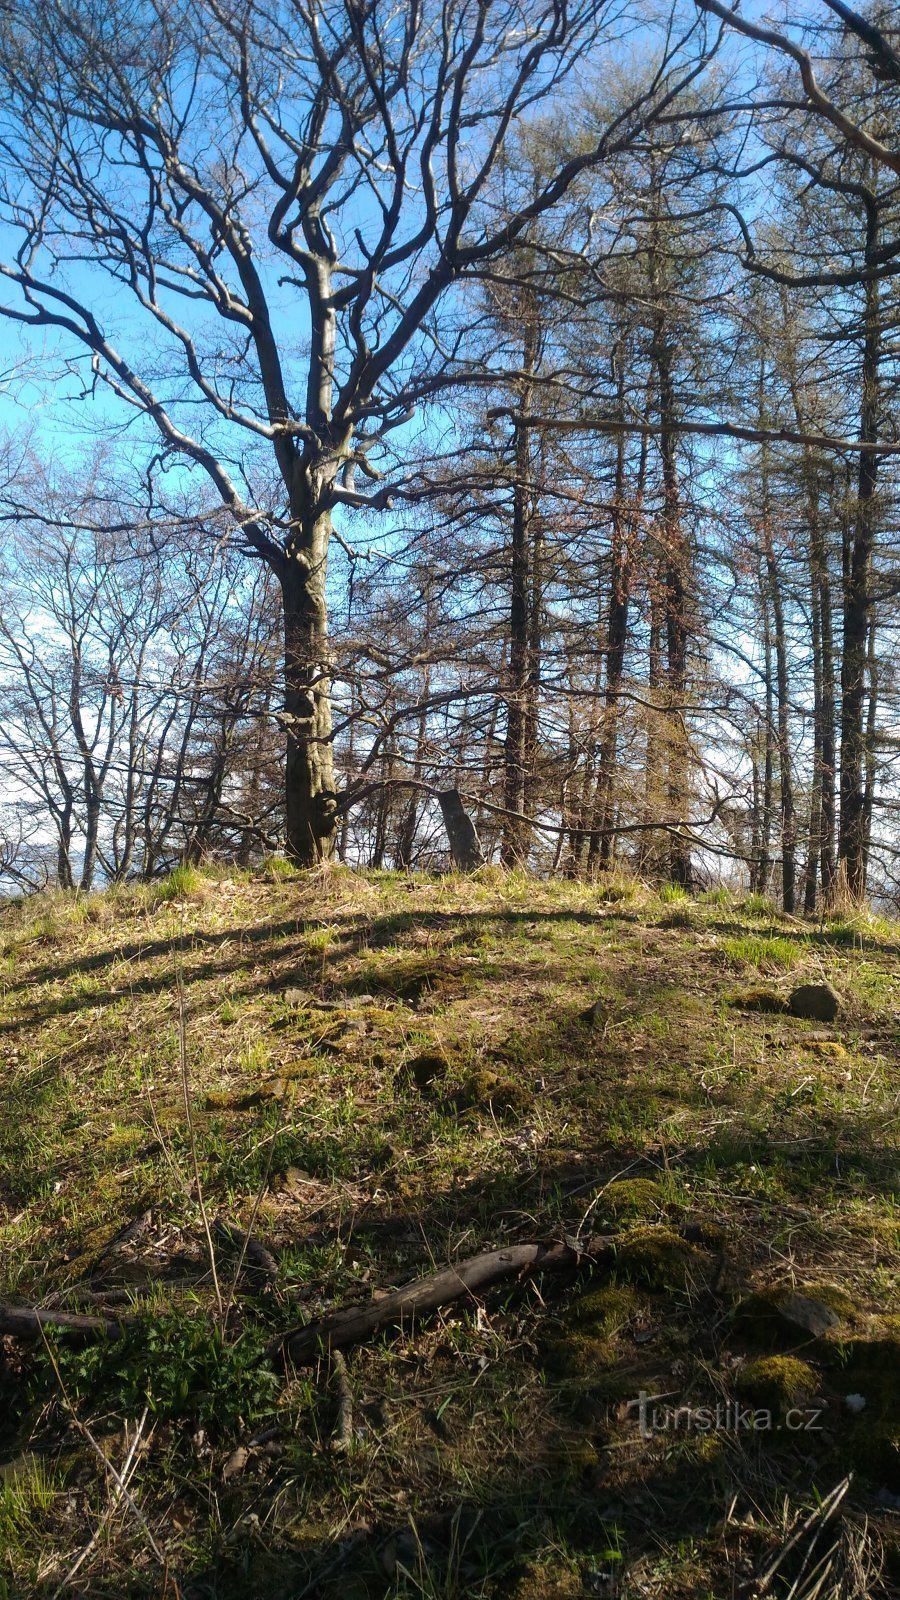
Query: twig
38,1331,166,1570
749,1477,851,1598
51,1409,150,1597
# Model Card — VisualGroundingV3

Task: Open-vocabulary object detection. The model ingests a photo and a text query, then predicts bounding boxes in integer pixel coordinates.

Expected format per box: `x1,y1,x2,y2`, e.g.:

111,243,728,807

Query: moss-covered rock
789,981,842,1021
444,1069,533,1115
596,1178,665,1226
800,1282,857,1321
732,986,786,1014
510,1563,583,1600
541,1332,618,1382
734,1355,816,1415
566,1283,642,1337
733,1285,850,1347
614,1226,706,1290
804,1040,849,1060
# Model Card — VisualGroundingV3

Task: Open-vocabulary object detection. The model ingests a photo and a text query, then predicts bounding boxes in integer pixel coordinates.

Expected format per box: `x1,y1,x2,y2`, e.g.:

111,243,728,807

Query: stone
222,1446,250,1480
734,1355,816,1416
614,1226,706,1291
580,998,609,1026
734,1287,841,1345
733,986,786,1014
788,982,842,1022
272,1165,314,1193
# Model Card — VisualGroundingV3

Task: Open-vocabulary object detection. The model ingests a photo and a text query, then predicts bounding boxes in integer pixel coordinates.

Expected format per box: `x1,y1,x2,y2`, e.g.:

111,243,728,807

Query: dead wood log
212,1219,278,1287
277,1235,615,1365
0,1303,127,1339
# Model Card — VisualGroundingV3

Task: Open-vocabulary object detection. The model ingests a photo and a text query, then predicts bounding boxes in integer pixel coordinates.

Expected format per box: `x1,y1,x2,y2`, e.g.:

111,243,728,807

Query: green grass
0,868,897,1596
722,932,804,971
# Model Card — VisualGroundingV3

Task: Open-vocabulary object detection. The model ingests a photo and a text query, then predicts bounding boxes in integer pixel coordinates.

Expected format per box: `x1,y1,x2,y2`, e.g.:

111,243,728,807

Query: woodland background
0,0,897,908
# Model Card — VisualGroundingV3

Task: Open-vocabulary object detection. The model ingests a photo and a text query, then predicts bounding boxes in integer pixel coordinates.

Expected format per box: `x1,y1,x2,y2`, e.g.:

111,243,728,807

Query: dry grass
0,866,898,1597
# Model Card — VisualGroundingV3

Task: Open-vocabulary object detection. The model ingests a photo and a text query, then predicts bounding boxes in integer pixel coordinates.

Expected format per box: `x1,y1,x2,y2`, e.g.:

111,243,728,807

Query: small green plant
698,885,732,907
156,863,203,903
659,883,689,904
32,1311,279,1435
259,854,296,881
0,1455,60,1547
739,891,775,918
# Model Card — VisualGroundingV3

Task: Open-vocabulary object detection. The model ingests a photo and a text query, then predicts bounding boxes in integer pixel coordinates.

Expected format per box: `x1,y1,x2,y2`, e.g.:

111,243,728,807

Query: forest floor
0,864,898,1599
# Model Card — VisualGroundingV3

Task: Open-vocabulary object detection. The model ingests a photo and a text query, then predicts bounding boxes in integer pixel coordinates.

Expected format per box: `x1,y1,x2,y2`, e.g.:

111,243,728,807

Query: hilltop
0,866,898,1598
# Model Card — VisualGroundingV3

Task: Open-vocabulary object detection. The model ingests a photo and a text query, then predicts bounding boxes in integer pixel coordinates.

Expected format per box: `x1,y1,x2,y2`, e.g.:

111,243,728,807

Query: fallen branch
330,1350,354,1452
277,1235,615,1364
0,1303,127,1339
212,1219,278,1288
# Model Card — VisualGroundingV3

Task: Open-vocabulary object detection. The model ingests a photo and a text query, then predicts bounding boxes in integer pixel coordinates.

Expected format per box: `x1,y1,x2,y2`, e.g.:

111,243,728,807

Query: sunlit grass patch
153,862,205,903
722,933,803,972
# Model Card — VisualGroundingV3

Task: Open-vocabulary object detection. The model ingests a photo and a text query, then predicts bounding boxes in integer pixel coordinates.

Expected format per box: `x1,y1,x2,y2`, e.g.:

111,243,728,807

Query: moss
734,1356,816,1415
596,1178,665,1225
804,1040,849,1060
101,1126,144,1157
684,1219,729,1250
510,1563,582,1600
614,1227,706,1290
542,1437,601,1477
566,1283,641,1337
541,1333,619,1382
799,1282,857,1321
445,1069,533,1115
731,986,786,1014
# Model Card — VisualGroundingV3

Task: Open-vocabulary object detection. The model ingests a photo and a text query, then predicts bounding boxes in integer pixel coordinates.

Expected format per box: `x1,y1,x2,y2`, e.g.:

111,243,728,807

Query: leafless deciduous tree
0,0,720,862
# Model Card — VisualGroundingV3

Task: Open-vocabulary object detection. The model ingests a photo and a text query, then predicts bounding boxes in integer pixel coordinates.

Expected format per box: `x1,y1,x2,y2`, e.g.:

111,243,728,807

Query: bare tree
0,0,718,863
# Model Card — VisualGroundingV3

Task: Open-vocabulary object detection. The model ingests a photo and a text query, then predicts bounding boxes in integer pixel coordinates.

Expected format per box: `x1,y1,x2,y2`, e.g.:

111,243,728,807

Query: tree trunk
438,789,485,871
838,201,880,900
280,524,337,867
590,396,646,872
762,525,795,914
861,613,878,891
501,309,538,868
654,325,693,890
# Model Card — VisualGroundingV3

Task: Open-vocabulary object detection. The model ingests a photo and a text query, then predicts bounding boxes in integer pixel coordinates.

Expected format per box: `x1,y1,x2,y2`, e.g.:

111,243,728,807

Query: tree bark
654,324,693,890
762,519,795,914
589,385,646,872
838,201,880,900
438,788,485,870
501,305,539,867
280,520,338,867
